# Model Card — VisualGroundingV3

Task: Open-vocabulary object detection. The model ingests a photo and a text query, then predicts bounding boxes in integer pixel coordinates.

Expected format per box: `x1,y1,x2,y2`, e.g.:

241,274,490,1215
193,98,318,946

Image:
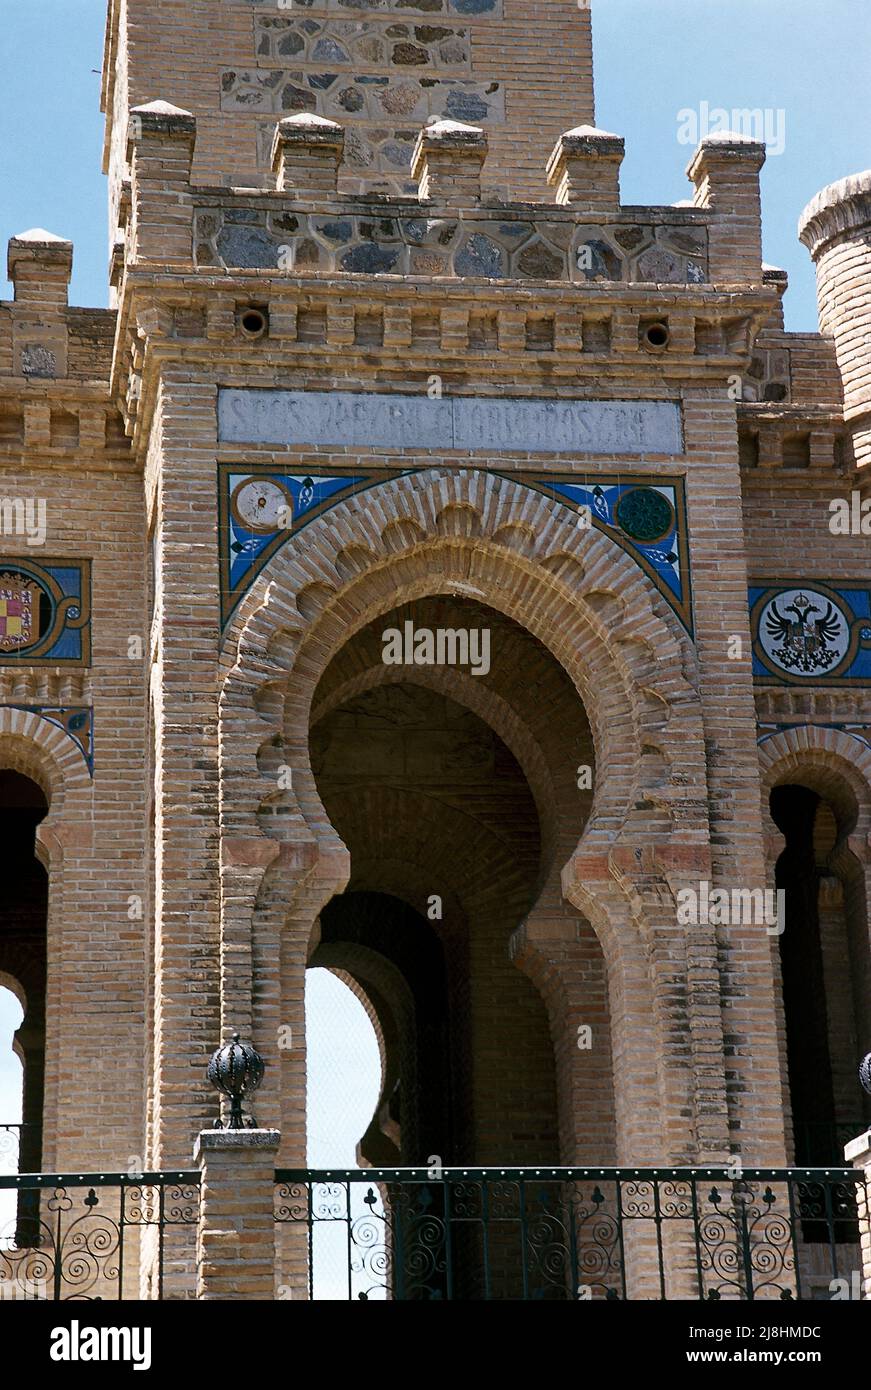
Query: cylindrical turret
799,171,871,467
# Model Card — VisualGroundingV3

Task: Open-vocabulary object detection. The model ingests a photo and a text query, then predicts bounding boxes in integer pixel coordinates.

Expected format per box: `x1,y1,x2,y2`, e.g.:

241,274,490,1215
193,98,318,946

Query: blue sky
1,0,869,326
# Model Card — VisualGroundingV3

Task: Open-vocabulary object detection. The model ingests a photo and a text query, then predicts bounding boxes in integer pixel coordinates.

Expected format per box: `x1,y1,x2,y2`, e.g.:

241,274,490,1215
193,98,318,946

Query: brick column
845,1130,871,1295
545,125,624,211
683,392,790,1165
127,101,196,268
687,133,765,285
411,120,488,206
195,1129,280,1300
271,113,344,195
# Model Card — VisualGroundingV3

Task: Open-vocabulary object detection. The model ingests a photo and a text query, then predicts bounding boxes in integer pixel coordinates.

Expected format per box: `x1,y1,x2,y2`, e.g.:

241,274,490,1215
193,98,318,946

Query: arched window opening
305,966,383,1299
772,783,871,1165
300,593,606,1298
0,983,25,1257
0,983,24,1169
0,770,48,1248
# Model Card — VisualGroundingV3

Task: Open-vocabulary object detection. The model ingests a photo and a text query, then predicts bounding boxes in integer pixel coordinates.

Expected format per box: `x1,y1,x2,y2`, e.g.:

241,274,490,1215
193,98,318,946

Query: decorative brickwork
0,0,869,1299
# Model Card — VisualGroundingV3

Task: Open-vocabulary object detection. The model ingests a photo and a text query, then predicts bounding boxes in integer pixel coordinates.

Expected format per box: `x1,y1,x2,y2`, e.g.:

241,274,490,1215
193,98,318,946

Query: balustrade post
845,1129,871,1297
195,1129,281,1300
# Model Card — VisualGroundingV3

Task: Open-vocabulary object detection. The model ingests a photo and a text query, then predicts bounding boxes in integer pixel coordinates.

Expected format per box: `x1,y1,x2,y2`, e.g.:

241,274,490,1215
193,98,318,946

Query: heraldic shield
0,571,42,653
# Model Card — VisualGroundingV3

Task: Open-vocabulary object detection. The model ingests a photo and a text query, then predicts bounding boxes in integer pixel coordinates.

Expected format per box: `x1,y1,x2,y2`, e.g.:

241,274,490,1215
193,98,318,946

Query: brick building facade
1,0,870,1299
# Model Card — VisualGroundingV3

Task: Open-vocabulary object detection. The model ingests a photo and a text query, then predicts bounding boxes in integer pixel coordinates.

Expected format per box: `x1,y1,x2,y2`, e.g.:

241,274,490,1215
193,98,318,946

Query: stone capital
271,113,345,194
411,119,488,201
686,132,766,188
127,100,197,155
194,1128,281,1162
546,125,624,208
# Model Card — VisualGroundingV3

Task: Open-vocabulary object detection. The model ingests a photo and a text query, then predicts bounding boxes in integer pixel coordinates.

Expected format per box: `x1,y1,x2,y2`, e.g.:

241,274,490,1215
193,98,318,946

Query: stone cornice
111,268,776,456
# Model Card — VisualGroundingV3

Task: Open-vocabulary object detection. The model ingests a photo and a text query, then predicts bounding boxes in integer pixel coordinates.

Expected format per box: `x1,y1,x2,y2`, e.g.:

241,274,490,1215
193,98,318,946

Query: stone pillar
845,1130,871,1295
682,391,790,1166
411,119,487,205
7,229,73,379
127,101,196,267
149,373,222,1166
546,126,624,211
195,1129,281,1300
687,133,766,285
272,113,345,195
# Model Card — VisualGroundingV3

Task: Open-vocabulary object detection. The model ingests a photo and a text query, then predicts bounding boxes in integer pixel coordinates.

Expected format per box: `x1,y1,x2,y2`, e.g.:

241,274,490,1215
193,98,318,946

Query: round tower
799,170,871,467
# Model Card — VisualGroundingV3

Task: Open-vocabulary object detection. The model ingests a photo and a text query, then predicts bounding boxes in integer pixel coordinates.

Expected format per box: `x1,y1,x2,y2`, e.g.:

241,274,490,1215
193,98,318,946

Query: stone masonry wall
103,0,595,241
0,250,147,1171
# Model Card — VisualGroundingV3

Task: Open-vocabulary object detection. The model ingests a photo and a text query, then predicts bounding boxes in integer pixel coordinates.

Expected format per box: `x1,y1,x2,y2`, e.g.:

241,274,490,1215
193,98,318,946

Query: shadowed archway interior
771,782,871,1164
0,770,48,1240
307,593,608,1167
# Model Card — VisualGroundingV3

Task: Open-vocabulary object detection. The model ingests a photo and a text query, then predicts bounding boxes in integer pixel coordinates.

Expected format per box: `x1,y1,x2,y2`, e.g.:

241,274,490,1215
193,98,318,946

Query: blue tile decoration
4,705,93,775
220,465,694,636
219,465,418,629
750,581,871,685
0,559,91,665
511,473,693,635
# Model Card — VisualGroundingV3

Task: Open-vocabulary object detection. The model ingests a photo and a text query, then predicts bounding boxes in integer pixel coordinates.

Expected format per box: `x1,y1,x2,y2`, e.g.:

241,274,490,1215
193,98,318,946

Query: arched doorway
304,966,385,1299
306,593,605,1167
0,770,48,1244
300,592,617,1296
311,892,450,1165
228,471,715,1292
231,467,708,1179
0,985,24,1170
771,780,871,1163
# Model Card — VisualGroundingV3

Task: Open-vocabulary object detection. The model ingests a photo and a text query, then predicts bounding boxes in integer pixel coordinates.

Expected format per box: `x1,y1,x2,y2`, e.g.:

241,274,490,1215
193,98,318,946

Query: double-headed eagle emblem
764,591,843,673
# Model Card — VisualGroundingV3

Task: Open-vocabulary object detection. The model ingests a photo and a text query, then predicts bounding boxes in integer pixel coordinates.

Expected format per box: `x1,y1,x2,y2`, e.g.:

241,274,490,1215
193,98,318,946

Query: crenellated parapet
192,187,714,284
0,230,129,465
121,104,775,291
102,0,596,217
110,101,784,445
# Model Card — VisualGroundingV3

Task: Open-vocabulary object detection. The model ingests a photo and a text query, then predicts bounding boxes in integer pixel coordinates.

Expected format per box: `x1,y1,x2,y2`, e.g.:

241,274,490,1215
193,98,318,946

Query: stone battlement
120,104,770,292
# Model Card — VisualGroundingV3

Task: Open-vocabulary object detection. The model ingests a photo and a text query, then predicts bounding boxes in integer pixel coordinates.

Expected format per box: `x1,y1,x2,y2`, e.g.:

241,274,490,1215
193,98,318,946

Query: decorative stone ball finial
208,1032,265,1130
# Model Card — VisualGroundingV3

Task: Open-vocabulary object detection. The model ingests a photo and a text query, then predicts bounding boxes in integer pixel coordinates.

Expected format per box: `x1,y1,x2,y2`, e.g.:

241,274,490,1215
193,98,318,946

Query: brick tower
1,0,870,1301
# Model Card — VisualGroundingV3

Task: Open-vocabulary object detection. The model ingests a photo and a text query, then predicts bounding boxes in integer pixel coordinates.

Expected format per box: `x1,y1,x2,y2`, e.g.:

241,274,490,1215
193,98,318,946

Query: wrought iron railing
275,1166,867,1301
0,1171,199,1300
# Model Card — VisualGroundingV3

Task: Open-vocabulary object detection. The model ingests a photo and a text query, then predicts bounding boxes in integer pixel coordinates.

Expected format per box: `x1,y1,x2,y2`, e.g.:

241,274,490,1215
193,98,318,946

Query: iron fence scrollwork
275,1166,866,1301
0,1170,199,1300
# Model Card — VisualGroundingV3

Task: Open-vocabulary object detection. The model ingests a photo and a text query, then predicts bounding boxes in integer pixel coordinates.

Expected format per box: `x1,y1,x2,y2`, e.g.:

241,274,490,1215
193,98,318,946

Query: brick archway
219,468,718,1165
759,728,871,1161
0,712,92,1173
